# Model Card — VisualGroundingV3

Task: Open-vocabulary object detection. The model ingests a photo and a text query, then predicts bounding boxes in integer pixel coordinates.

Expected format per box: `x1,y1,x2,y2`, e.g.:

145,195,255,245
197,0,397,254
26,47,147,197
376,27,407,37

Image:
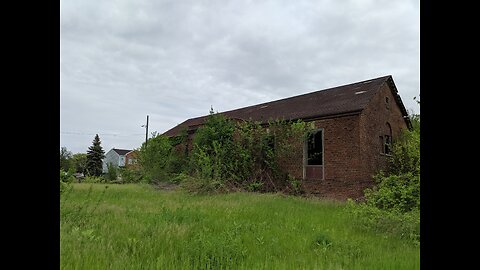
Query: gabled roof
112,148,132,156
164,75,410,137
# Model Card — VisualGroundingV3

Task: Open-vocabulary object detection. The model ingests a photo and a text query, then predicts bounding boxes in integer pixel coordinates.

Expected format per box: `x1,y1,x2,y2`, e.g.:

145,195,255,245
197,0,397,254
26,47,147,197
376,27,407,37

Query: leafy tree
60,147,72,171
138,133,185,183
85,134,105,176
105,163,118,181
190,109,236,181
71,153,87,174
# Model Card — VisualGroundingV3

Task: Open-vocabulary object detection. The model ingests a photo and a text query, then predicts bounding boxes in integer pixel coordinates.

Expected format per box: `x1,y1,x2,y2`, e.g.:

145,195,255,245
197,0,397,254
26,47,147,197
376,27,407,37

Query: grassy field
60,183,419,270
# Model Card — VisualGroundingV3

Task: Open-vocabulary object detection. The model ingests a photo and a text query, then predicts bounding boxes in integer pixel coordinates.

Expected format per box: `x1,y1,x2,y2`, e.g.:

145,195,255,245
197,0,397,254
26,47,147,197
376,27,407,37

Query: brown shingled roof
164,75,408,137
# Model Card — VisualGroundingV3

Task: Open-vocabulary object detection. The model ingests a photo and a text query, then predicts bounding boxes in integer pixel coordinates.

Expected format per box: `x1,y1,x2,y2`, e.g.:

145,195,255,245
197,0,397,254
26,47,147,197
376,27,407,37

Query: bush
187,110,313,194
60,169,75,183
189,110,236,183
119,167,145,183
105,163,118,182
346,200,420,245
346,113,420,245
83,175,105,183
138,133,186,183
364,172,420,213
388,114,420,176
179,175,226,195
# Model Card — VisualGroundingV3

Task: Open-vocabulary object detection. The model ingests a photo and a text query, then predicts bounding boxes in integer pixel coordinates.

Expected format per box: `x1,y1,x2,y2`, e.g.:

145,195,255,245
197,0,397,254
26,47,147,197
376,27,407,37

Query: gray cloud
61,0,419,153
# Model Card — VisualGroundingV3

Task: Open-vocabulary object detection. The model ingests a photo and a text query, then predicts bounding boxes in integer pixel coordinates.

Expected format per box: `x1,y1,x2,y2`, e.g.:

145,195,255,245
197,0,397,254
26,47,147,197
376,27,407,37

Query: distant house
102,148,133,173
125,150,139,169
163,75,411,200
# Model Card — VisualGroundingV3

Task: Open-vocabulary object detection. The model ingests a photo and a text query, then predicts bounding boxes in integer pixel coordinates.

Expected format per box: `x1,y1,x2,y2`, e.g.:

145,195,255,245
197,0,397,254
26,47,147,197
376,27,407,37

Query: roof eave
386,76,413,130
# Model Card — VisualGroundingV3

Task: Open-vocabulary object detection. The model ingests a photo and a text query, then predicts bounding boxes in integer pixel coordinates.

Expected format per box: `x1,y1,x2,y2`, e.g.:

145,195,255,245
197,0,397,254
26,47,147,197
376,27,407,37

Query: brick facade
125,151,139,169
165,76,410,200
359,83,408,182
271,85,408,200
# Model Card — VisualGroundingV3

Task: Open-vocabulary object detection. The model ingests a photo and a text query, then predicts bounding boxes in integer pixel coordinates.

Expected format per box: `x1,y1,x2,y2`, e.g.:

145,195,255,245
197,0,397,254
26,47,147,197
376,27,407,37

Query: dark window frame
306,129,323,166
381,123,393,156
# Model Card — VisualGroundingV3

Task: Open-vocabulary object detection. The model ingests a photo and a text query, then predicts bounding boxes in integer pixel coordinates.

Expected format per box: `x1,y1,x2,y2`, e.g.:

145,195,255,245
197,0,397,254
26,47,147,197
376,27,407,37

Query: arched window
384,123,392,155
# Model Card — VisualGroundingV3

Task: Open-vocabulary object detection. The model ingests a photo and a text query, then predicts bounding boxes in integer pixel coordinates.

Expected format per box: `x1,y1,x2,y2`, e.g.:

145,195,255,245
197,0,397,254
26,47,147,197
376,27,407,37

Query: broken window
382,123,392,155
384,135,391,155
307,129,323,165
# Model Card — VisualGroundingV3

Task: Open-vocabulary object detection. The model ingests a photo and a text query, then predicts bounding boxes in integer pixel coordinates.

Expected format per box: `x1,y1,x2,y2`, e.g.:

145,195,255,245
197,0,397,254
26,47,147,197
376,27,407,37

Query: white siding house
102,148,133,173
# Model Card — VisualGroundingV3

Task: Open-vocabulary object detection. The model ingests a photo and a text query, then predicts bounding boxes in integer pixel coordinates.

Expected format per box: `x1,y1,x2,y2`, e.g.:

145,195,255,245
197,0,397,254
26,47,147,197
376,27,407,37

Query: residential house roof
112,148,132,156
164,75,410,137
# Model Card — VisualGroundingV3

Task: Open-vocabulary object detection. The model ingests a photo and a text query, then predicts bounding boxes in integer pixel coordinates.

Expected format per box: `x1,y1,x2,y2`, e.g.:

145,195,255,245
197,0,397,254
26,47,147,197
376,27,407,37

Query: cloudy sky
60,0,420,154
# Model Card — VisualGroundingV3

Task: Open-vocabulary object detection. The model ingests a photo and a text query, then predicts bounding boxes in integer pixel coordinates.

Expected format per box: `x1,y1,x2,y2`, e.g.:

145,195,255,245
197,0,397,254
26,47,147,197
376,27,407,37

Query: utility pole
145,115,149,147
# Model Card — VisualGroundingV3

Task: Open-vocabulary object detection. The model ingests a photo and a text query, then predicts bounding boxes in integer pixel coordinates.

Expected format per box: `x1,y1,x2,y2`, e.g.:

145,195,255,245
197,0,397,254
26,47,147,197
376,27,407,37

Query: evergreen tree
85,134,105,176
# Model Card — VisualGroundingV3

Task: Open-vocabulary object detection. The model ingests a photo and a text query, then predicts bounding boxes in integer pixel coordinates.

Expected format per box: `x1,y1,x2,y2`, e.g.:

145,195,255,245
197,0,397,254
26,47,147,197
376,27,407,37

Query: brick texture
276,83,408,200
173,81,409,201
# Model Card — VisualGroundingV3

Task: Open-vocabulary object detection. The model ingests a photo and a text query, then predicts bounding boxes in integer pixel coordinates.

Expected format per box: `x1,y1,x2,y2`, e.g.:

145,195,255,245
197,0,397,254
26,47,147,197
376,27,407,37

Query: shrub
346,113,420,245
346,200,420,245
388,114,420,176
138,133,186,184
189,110,236,184
118,167,145,183
364,172,420,213
105,163,118,182
179,175,226,195
187,109,313,194
60,169,75,184
83,175,105,183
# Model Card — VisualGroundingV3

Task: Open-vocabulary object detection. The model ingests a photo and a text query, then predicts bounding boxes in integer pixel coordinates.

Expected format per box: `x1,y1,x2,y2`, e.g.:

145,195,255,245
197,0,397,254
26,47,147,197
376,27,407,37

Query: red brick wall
278,83,409,200
125,151,139,169
359,83,409,182
277,115,370,200
172,82,409,200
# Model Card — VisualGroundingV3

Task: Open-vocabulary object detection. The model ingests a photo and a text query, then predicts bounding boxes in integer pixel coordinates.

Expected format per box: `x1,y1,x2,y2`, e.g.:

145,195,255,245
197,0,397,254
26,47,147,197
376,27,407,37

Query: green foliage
105,163,118,182
388,114,420,176
189,111,236,183
83,175,105,183
71,153,87,173
287,174,304,195
346,200,420,245
180,175,226,195
188,109,313,194
365,172,420,213
61,184,420,269
61,184,108,227
138,133,186,183
60,146,73,171
60,169,74,195
118,167,145,183
85,134,105,176
364,114,421,213
347,112,420,245
60,169,75,184
247,180,264,192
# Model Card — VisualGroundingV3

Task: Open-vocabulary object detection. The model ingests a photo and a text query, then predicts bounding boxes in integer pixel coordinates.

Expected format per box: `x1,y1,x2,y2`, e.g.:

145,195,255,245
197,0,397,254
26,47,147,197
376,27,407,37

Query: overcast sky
60,0,420,154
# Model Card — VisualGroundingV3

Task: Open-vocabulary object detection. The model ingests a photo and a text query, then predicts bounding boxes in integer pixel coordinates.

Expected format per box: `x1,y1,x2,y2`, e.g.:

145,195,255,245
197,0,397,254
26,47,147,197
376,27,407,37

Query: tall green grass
60,184,419,269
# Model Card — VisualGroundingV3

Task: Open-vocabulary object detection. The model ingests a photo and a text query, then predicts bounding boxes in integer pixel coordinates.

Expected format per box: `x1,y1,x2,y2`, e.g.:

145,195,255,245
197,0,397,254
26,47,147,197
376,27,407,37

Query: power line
60,131,145,137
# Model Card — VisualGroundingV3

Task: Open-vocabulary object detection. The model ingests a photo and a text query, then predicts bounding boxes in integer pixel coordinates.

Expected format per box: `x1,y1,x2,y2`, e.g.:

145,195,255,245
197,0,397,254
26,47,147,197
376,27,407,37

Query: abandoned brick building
164,75,411,199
